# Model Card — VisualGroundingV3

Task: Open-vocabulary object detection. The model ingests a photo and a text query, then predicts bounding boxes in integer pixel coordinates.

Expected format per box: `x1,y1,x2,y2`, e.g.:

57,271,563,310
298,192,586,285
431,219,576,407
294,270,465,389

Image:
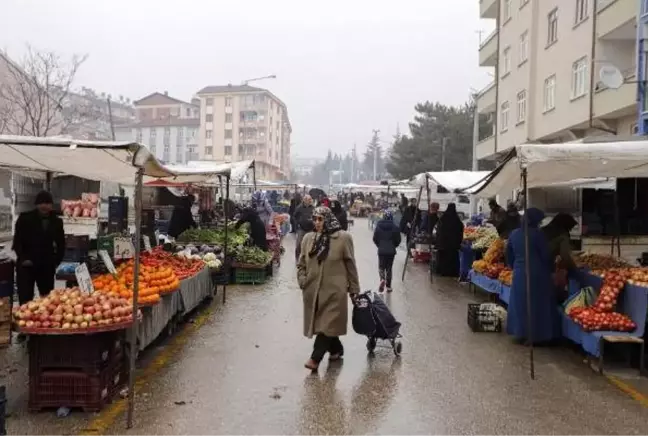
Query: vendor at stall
496,202,521,238
487,198,507,228
400,198,420,245
506,208,557,345
542,213,580,302
13,190,65,304
421,202,440,235
168,194,197,239
235,207,268,251
252,191,274,226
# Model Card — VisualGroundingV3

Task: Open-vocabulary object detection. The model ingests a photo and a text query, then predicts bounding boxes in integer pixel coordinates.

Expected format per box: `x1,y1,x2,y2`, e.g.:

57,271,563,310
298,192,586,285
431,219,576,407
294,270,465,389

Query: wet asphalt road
5,218,648,434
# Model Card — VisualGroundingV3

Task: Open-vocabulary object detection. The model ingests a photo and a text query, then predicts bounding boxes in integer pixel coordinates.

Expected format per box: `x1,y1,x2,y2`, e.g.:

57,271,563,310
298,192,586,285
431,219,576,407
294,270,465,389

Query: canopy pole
223,175,230,305
45,171,52,192
126,168,144,428
425,175,434,281
252,164,257,192
612,189,621,257
401,186,423,281
522,167,535,380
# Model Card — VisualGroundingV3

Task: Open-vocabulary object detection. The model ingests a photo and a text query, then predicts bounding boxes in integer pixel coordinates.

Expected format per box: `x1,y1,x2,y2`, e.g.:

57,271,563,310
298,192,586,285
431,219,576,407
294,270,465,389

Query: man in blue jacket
372,211,402,293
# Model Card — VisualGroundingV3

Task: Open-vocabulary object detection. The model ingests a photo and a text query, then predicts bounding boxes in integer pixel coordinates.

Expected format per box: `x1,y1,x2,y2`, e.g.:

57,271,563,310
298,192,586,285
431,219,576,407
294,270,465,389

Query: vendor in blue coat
506,207,557,344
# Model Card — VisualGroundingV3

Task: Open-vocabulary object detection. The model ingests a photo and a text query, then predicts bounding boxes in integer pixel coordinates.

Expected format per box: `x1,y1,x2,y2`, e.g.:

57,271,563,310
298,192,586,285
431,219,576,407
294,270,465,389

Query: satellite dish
599,64,624,89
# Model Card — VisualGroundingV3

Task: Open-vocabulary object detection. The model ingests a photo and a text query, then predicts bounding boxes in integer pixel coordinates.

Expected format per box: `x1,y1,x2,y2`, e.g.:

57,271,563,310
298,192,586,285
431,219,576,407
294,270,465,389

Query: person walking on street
288,193,301,233
330,200,348,231
434,203,464,277
373,211,401,292
293,195,314,260
297,206,360,371
13,190,65,305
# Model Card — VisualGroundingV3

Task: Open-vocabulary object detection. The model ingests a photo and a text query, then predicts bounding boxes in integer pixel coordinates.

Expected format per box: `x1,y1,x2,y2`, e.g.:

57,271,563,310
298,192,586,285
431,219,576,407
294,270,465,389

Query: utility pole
441,137,448,171
471,95,480,215
372,129,380,181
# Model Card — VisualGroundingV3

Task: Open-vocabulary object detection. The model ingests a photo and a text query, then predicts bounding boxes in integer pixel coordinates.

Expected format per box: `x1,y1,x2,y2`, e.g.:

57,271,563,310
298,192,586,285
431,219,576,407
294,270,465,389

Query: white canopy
412,170,491,191
468,140,648,198
0,135,249,186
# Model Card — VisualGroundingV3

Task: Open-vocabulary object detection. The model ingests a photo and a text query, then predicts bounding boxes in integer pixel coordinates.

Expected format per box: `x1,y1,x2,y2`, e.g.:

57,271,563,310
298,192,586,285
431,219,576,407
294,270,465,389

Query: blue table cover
459,244,475,281
469,270,502,295
561,271,647,357
500,284,511,305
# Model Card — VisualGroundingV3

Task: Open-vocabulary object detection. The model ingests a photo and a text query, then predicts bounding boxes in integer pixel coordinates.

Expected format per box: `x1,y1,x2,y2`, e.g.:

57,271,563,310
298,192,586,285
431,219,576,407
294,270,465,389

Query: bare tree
0,46,89,137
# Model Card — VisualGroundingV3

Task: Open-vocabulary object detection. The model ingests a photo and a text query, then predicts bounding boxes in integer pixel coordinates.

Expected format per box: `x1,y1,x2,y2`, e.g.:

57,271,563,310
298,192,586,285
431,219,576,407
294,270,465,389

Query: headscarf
523,207,545,228
330,200,343,215
251,190,266,206
308,206,342,263
382,210,393,221
542,212,577,240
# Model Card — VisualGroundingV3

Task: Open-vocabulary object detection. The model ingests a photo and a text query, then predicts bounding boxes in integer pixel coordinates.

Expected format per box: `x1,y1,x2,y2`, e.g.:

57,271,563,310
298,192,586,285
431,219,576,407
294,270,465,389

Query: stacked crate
28,331,127,412
107,197,128,234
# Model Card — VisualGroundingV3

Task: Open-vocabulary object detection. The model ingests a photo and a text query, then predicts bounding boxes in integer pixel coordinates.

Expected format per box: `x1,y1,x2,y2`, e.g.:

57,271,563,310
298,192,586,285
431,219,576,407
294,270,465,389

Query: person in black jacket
373,211,402,292
168,195,196,239
330,200,348,231
13,190,65,304
400,198,420,248
435,203,464,277
234,208,268,251
288,193,301,233
293,195,314,260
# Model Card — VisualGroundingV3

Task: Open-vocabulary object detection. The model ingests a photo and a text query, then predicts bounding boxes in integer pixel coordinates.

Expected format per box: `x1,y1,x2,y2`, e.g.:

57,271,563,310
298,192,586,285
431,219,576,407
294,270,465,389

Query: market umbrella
309,188,326,199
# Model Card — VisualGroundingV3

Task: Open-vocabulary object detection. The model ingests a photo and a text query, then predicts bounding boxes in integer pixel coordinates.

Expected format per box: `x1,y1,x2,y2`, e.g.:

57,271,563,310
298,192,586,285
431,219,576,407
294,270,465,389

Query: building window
575,0,588,24
164,143,170,152
206,130,212,139
547,8,558,45
186,108,191,117
225,146,232,155
503,0,512,21
519,31,529,64
502,46,511,76
225,97,232,107
516,90,527,124
135,128,142,143
205,114,213,122
500,101,510,132
225,129,232,139
163,127,170,137
571,57,588,99
543,75,556,112
205,146,213,155
206,97,214,106
225,113,233,123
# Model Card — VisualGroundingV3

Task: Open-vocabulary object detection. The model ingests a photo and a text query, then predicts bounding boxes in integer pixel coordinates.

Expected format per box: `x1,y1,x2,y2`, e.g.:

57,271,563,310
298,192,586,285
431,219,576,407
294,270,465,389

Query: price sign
75,263,94,294
113,237,135,260
99,250,117,275
143,235,152,253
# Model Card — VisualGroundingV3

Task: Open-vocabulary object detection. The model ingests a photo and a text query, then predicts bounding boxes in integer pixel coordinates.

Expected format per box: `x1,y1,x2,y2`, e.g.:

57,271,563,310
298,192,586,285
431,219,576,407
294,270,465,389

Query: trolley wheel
393,341,402,356
366,337,377,352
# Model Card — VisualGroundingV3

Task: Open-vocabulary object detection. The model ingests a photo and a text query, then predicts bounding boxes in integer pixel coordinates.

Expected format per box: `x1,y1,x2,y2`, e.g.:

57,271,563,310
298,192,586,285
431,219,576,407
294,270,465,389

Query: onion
62,322,71,329
64,313,74,322
74,315,84,324
71,323,79,329
80,321,88,328
18,320,26,327
93,312,103,321
51,322,61,328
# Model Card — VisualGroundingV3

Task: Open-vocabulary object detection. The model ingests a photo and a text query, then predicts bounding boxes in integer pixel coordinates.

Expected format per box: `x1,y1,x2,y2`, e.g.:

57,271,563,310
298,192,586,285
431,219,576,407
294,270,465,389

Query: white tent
411,170,492,191
466,141,648,198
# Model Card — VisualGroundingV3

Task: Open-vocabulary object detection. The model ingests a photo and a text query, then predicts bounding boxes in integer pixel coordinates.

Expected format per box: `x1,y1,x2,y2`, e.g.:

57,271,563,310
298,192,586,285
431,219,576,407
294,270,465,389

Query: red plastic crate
29,331,124,374
28,359,126,412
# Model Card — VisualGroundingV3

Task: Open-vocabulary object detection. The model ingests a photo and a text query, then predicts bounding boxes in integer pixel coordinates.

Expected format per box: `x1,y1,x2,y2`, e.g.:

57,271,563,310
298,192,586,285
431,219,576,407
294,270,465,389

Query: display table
178,266,212,315
468,270,510,305
560,271,647,358
138,291,183,349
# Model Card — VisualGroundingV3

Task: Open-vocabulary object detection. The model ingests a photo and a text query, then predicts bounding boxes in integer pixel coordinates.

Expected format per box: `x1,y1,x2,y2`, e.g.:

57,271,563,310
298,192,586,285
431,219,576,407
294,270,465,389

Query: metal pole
401,186,424,281
471,97,479,216
126,168,143,428
351,144,356,183
372,129,380,181
223,175,230,304
107,98,116,140
252,163,257,192
522,167,535,380
441,138,448,172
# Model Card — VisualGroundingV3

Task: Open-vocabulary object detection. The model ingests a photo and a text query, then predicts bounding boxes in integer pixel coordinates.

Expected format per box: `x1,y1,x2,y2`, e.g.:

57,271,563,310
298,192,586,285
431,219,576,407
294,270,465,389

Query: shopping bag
352,294,376,336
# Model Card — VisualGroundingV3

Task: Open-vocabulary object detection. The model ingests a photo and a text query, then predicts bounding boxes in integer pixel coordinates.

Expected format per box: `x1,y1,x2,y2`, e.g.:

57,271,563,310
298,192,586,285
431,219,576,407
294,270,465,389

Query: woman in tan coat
297,206,360,371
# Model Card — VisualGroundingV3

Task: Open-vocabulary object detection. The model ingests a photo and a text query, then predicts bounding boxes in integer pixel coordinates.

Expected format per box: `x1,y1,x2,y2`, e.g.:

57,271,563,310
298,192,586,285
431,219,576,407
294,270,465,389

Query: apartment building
476,0,638,161
195,84,291,180
115,92,200,164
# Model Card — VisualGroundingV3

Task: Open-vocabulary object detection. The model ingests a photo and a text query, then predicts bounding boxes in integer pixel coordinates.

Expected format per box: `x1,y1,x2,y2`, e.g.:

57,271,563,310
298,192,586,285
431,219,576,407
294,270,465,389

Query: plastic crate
234,267,267,285
28,359,126,412
29,331,124,374
467,303,502,333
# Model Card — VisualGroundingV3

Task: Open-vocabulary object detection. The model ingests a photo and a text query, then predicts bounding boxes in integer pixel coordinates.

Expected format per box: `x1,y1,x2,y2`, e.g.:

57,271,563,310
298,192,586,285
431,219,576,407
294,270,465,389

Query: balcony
596,0,637,40
593,67,637,118
476,81,496,114
476,135,496,160
480,0,498,19
479,30,498,67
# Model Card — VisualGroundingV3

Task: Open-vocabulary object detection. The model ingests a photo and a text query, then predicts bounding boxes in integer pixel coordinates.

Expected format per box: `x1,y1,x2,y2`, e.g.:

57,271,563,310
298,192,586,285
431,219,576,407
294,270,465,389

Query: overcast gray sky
1,0,492,158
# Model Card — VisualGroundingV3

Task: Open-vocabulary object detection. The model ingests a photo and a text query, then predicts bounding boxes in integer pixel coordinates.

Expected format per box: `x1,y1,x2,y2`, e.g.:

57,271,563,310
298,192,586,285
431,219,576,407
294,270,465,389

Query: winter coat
297,230,360,338
294,204,315,232
335,211,348,231
13,209,65,268
372,219,401,256
234,209,268,251
168,201,196,238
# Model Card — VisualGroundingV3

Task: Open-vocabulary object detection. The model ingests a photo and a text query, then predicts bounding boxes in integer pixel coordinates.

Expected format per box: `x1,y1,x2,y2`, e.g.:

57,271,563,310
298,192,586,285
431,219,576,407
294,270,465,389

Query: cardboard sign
98,250,117,275
143,235,152,253
113,237,135,260
75,263,94,294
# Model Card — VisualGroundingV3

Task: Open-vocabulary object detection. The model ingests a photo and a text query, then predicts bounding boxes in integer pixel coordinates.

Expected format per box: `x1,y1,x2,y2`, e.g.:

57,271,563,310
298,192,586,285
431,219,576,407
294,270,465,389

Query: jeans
311,333,344,363
378,254,395,287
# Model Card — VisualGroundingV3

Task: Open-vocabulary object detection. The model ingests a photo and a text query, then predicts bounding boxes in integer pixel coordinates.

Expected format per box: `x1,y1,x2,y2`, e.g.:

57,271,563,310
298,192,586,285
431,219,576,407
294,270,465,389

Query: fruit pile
575,253,630,270
483,238,505,264
498,268,513,286
142,248,204,280
472,260,487,274
472,228,499,250
568,269,637,332
463,226,481,241
93,261,180,306
13,288,134,331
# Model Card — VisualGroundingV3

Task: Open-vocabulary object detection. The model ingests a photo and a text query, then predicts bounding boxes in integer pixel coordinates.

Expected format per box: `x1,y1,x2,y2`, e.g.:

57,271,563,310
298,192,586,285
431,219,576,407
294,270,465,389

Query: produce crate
233,266,267,285
467,303,503,333
29,331,124,374
28,358,126,412
97,234,115,257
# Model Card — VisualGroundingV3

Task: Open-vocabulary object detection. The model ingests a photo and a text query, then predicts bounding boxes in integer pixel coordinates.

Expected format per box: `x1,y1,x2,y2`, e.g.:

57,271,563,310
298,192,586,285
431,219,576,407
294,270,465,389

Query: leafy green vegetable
232,246,272,266
177,223,249,248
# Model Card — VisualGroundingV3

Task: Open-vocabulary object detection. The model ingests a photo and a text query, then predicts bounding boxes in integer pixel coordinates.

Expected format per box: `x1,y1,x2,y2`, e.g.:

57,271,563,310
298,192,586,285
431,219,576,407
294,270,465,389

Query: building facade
476,0,637,160
115,92,200,164
195,84,291,180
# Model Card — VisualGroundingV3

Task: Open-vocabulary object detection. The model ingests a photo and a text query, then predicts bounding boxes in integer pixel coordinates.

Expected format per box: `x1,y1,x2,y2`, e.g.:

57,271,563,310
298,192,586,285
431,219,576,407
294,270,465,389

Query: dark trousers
311,333,344,363
290,215,296,233
17,264,55,305
378,254,396,287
